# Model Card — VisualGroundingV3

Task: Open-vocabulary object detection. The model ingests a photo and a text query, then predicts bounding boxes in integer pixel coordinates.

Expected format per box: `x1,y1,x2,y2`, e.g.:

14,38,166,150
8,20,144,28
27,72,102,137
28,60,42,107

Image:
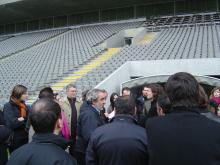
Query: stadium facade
0,0,219,34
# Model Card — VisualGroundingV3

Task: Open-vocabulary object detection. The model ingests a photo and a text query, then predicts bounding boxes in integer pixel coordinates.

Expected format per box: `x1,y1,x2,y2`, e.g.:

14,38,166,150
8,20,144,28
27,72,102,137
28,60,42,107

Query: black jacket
75,104,104,154
7,133,77,165
3,101,28,152
146,106,220,165
86,115,149,165
3,101,28,130
136,97,157,127
0,111,11,165
0,111,10,143
136,96,145,114
79,101,90,113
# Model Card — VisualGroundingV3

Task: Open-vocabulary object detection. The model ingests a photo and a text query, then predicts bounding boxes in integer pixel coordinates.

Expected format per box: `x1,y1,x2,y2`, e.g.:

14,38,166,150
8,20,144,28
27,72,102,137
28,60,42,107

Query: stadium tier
0,29,68,59
145,13,220,28
0,21,142,105
0,13,220,105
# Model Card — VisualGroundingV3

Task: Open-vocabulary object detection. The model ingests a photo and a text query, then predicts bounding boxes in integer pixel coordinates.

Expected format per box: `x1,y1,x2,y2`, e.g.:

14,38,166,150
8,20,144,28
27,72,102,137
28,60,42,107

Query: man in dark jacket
146,72,220,165
136,84,164,127
74,89,106,165
7,98,76,165
86,96,148,165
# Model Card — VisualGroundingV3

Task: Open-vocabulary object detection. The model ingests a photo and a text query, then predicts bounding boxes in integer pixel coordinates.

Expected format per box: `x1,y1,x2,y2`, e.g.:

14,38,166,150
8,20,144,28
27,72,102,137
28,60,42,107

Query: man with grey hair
86,96,148,165
74,88,106,165
62,84,81,155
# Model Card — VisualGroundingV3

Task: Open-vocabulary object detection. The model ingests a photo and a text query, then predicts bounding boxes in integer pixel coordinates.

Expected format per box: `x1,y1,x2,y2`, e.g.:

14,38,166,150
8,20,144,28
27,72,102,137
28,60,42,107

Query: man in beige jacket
62,84,81,155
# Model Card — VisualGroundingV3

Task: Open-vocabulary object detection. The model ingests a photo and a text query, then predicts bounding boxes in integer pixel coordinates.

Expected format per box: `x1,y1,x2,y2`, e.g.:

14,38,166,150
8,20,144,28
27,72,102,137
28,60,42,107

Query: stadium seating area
0,36,12,42
144,13,220,28
0,29,68,59
0,13,220,105
0,21,142,104
73,24,220,96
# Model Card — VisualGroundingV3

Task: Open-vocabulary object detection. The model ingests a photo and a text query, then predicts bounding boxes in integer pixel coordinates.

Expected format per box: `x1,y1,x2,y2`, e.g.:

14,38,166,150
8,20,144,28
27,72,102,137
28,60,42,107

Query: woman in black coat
3,85,29,153
0,111,11,165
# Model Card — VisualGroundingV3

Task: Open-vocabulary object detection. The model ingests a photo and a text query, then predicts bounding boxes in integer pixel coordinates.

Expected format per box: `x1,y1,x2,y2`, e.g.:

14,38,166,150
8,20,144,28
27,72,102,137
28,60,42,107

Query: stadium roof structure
0,0,179,24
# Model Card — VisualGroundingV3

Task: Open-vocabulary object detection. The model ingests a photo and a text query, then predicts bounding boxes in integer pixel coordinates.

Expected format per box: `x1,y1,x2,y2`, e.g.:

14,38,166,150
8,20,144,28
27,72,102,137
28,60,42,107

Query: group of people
1,72,220,165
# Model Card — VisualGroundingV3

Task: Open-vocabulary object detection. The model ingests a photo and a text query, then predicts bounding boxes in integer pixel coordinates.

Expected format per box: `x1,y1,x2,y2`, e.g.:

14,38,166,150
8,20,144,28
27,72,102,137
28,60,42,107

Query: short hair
198,85,208,109
38,87,54,99
66,84,76,92
145,83,164,100
115,96,135,115
10,85,27,100
86,89,105,103
142,84,148,91
122,87,131,93
30,98,61,133
82,90,89,102
166,72,199,107
157,94,171,114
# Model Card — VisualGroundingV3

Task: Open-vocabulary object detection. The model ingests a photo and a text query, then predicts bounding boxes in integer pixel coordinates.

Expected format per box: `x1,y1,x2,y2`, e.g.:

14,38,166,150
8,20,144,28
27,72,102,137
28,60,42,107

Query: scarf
11,97,27,118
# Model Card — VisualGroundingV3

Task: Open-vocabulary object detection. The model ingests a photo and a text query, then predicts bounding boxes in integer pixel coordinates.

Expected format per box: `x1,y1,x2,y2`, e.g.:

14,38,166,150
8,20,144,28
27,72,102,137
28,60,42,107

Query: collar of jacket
67,97,76,102
91,105,101,115
9,100,20,107
170,106,200,114
63,97,80,103
32,133,72,150
111,114,137,124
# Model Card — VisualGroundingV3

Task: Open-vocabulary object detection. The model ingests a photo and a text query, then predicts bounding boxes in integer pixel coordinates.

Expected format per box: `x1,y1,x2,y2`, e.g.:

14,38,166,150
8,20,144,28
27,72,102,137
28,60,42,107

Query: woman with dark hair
3,85,29,153
107,93,119,114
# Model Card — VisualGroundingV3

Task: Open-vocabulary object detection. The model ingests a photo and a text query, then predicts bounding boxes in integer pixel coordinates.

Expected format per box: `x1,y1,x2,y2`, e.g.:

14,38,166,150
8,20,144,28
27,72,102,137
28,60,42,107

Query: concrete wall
105,31,125,48
131,28,147,44
95,62,131,107
130,58,220,77
102,27,147,48
95,58,220,108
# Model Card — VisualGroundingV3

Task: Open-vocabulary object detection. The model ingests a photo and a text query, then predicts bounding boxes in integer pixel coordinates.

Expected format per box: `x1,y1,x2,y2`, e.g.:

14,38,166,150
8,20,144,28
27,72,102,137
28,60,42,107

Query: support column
174,0,176,16
99,9,101,22
134,5,137,18
67,15,69,26
53,16,55,28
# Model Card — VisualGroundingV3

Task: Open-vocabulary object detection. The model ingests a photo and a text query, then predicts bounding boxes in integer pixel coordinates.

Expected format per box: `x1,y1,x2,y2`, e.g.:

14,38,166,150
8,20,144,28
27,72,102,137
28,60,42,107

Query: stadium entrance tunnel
99,27,148,48
122,75,220,99
95,58,220,106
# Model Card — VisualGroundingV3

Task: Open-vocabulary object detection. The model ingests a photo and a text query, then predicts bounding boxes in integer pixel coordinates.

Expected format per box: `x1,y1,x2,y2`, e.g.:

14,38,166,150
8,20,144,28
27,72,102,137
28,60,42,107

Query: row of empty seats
0,36,12,42
144,13,220,28
0,21,142,104
72,23,220,97
0,29,68,59
1,16,219,104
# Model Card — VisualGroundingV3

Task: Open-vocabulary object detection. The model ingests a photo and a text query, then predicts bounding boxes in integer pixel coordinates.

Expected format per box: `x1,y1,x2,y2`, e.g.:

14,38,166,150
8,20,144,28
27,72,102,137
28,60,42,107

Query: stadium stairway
138,32,158,45
27,48,121,104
